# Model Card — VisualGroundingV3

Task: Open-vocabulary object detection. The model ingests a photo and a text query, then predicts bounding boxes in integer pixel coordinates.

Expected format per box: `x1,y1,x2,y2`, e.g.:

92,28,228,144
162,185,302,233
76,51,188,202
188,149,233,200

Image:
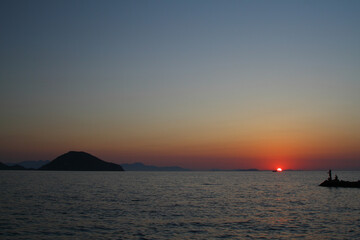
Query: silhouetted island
319,170,360,188
121,162,189,171
0,162,27,170
6,160,50,169
39,151,124,171
210,168,258,171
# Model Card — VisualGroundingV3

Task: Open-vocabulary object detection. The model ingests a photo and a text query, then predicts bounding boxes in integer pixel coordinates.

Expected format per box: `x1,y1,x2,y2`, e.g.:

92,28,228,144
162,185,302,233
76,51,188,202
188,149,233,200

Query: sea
1,171,360,239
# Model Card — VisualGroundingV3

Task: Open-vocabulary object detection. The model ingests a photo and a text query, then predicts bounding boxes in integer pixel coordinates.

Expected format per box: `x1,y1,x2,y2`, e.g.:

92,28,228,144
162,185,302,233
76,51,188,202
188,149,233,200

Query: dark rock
319,179,360,188
39,151,124,171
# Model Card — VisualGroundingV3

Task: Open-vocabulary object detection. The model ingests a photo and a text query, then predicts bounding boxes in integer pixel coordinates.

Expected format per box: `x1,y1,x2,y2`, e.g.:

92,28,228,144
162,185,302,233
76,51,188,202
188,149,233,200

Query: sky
1,0,360,170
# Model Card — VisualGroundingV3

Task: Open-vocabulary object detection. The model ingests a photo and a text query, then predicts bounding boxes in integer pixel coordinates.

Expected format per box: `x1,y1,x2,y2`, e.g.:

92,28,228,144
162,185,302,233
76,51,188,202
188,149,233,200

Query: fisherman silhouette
320,170,360,188
328,169,332,181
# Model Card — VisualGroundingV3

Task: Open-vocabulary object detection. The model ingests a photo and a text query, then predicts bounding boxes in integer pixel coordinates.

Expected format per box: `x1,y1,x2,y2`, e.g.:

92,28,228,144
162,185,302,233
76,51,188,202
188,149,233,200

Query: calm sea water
1,171,360,239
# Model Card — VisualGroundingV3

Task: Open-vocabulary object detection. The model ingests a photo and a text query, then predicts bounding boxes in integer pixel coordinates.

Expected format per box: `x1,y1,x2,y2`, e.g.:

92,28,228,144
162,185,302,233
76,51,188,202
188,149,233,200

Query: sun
277,168,283,172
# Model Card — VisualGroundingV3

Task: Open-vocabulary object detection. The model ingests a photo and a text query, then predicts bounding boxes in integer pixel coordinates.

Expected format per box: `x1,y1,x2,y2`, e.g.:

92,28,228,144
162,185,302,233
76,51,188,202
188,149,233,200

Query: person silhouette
328,169,332,181
334,174,338,181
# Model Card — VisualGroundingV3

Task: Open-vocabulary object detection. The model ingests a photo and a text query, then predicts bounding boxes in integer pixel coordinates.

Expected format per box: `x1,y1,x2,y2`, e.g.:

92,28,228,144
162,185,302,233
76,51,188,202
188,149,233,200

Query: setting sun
277,168,283,172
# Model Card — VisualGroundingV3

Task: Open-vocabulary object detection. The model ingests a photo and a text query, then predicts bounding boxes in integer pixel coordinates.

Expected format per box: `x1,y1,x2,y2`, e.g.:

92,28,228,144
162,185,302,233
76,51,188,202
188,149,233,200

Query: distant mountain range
1,153,260,171
2,156,189,171
210,168,259,171
121,162,190,171
6,160,50,169
0,162,27,170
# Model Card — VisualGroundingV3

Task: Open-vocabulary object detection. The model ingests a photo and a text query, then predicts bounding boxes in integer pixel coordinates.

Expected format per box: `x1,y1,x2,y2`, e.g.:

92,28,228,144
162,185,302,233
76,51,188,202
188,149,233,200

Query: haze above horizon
1,0,360,170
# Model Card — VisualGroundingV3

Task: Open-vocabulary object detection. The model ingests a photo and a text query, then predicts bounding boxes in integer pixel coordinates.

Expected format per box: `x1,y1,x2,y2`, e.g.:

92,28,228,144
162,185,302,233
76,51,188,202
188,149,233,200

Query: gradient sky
1,0,360,170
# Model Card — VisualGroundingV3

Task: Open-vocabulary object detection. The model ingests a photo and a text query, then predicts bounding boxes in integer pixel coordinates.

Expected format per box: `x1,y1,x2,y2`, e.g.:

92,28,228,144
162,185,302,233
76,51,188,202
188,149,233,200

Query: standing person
328,169,332,181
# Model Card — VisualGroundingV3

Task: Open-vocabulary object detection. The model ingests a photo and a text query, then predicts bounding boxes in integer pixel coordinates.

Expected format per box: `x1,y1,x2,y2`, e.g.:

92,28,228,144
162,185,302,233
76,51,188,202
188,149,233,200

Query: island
121,162,189,171
39,151,124,171
0,162,27,170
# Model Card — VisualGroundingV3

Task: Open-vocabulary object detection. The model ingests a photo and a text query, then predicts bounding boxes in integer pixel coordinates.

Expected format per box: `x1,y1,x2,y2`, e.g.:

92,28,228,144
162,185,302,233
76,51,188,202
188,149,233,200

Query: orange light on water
277,168,283,172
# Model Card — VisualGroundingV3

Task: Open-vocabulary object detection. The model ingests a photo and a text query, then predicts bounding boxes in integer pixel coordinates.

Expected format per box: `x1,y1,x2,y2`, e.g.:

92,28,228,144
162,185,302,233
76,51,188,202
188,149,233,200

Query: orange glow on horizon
277,168,283,172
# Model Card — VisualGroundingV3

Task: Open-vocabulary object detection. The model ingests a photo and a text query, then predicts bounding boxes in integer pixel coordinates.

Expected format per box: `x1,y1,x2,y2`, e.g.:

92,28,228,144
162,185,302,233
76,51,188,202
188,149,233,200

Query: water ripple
1,171,360,239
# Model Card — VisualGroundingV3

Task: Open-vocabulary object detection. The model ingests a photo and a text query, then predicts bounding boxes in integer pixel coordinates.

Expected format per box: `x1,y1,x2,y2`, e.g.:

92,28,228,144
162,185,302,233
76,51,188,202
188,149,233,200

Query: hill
6,160,50,169
0,162,27,170
39,151,124,171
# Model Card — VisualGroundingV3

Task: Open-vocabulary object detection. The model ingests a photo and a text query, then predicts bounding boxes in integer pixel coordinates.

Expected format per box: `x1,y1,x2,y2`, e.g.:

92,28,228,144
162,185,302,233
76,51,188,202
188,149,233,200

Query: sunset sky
1,0,360,170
